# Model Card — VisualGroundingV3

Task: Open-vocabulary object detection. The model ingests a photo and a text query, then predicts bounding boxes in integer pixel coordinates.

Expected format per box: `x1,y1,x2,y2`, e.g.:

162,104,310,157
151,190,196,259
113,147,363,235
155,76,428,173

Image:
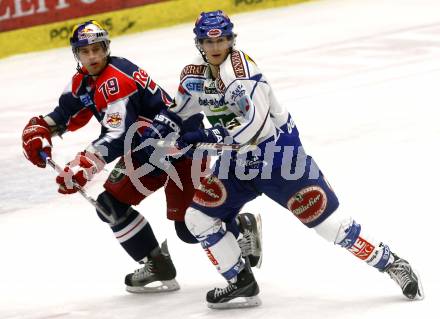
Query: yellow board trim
0,0,309,59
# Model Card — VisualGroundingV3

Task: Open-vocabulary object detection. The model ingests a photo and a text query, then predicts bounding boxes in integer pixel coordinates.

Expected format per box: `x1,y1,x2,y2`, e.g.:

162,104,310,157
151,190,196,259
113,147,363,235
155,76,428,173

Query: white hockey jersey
174,50,299,143
172,50,301,169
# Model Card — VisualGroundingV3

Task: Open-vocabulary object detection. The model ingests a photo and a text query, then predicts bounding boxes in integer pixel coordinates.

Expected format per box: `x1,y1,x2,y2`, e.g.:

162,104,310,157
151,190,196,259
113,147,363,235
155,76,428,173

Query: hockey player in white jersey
147,11,424,308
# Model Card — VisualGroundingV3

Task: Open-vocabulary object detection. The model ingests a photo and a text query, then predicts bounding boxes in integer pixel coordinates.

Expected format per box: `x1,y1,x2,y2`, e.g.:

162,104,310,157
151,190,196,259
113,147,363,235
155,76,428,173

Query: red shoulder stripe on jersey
178,84,189,95
72,73,85,97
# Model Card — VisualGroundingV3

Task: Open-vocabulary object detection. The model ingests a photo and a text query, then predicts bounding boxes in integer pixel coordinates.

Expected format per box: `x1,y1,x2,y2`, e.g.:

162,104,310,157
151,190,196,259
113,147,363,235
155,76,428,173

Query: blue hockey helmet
70,20,110,57
193,10,235,40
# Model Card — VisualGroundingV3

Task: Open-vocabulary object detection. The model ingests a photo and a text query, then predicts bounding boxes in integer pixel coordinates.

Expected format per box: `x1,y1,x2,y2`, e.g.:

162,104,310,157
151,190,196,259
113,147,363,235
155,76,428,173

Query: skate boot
237,212,263,268
383,253,424,300
125,240,180,293
207,266,261,309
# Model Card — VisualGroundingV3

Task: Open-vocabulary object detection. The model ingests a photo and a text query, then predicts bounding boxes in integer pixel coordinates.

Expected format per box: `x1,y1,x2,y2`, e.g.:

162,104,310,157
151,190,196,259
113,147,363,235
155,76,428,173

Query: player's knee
174,221,198,244
313,213,357,245
185,207,223,239
96,191,132,226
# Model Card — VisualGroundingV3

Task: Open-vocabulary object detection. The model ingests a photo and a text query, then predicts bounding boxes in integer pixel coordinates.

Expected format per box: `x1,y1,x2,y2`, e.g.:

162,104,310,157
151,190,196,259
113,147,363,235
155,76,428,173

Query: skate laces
386,259,413,289
238,230,257,256
214,283,237,298
132,260,154,280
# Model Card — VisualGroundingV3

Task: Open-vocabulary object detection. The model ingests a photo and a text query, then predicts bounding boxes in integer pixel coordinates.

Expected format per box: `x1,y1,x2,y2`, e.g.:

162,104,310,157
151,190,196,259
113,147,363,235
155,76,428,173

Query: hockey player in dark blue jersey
21,20,261,294
21,20,211,293
146,11,424,308
21,20,198,293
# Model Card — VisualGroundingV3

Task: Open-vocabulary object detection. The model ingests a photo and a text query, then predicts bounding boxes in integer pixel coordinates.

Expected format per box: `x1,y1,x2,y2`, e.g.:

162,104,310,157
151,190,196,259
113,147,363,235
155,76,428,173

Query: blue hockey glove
181,113,205,134
143,109,183,140
177,125,229,149
132,109,182,172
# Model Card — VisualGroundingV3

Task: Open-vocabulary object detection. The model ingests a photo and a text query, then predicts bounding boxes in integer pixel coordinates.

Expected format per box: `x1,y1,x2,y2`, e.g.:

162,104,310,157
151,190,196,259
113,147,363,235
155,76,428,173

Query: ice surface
1,0,439,318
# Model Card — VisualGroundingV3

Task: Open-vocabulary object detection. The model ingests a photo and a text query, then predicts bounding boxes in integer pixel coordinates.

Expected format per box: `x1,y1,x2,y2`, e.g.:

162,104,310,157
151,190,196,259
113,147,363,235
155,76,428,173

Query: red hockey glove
22,116,52,168
56,151,105,194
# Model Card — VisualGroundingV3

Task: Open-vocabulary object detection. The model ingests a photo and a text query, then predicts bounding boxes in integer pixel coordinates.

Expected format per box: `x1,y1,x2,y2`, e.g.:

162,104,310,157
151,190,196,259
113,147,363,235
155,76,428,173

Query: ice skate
384,253,424,300
125,240,180,293
207,266,261,309
237,212,263,268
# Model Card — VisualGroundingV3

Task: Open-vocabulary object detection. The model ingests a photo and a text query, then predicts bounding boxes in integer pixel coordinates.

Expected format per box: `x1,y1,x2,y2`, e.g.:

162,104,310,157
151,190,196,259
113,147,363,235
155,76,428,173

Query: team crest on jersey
180,64,206,80
231,51,246,78
193,176,227,207
231,84,246,101
106,112,122,128
237,96,251,114
287,186,327,224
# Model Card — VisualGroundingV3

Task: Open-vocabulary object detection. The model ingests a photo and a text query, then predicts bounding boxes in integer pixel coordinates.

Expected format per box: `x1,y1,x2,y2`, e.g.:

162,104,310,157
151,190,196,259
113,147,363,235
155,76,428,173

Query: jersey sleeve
45,74,94,134
219,51,274,144
170,63,205,120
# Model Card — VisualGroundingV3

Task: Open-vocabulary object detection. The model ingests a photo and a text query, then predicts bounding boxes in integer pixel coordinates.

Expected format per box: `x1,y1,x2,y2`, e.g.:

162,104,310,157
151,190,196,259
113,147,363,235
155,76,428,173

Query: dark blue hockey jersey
47,56,173,163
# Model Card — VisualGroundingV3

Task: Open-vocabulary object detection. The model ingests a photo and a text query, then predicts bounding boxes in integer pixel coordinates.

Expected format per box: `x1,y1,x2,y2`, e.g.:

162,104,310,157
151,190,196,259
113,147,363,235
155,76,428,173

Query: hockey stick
39,151,116,224
156,140,258,153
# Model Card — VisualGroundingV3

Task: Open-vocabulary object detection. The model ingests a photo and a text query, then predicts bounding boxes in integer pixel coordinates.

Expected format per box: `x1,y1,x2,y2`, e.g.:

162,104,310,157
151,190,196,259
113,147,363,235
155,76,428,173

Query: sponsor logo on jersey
204,83,217,94
207,28,222,38
180,64,206,80
198,97,227,113
231,50,246,78
193,176,227,207
79,93,93,106
288,186,327,224
185,81,204,92
106,112,122,128
348,237,375,260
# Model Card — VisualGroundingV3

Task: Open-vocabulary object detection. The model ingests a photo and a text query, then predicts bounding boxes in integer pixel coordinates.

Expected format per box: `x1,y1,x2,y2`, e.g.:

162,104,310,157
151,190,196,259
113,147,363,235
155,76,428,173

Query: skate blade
413,269,425,300
255,213,263,269
207,296,262,309
126,279,180,293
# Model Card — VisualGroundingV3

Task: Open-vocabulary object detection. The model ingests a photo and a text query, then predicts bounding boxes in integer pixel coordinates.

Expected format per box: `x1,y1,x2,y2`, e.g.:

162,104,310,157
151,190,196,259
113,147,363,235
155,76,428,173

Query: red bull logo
106,112,122,128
